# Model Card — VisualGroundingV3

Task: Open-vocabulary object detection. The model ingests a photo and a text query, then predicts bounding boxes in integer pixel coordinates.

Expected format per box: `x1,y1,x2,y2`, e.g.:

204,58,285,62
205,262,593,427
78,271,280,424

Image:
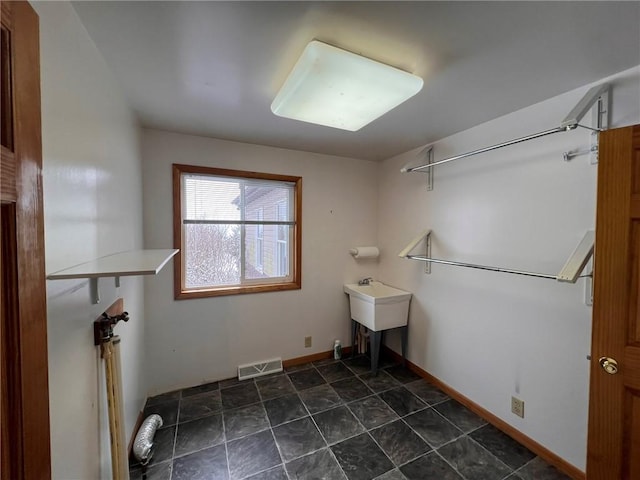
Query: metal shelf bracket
398,229,432,274
89,277,122,305
562,84,610,165
556,230,595,283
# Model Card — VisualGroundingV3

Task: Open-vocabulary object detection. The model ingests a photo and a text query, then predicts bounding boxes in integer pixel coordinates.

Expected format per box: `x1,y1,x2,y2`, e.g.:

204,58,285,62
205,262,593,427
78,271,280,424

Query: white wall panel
377,66,640,470
34,2,146,478
141,130,379,394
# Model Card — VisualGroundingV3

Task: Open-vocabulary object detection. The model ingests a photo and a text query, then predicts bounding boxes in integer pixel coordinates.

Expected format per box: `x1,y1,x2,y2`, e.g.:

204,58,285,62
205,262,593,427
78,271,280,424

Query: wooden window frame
172,164,302,299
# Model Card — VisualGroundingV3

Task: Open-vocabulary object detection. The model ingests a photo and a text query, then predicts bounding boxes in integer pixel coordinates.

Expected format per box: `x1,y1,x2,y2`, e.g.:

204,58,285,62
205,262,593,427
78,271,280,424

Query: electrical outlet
511,396,525,418
304,336,312,348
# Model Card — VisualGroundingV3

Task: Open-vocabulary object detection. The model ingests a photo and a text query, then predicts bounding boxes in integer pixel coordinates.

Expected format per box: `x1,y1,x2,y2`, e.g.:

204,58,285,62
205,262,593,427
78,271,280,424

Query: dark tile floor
130,356,571,480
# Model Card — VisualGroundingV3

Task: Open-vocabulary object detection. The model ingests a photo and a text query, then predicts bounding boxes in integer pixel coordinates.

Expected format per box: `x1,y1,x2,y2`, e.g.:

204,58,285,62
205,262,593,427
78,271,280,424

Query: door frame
1,2,51,478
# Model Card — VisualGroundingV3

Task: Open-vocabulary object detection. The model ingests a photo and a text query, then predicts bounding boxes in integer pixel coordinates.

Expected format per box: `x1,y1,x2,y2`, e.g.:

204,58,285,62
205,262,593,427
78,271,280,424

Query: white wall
34,2,145,479
377,66,640,471
142,130,379,394
33,1,639,473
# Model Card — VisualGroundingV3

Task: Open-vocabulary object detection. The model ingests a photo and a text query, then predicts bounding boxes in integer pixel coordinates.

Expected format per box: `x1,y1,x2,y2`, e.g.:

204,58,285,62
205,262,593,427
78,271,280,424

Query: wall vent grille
238,358,283,381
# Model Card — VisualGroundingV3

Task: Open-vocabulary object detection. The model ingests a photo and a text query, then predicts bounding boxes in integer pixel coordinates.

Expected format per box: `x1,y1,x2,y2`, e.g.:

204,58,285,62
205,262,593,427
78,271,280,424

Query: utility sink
344,281,412,331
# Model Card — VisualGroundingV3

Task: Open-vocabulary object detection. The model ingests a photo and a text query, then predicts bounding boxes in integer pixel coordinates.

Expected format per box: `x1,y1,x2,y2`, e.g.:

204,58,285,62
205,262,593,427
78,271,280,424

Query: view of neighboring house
183,174,293,288
245,186,291,281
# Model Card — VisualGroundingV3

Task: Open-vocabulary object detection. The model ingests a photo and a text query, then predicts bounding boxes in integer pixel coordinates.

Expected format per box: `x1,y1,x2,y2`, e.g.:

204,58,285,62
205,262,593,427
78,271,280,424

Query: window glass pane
244,224,293,280
184,223,240,288
244,184,293,222
176,165,300,297
245,223,263,279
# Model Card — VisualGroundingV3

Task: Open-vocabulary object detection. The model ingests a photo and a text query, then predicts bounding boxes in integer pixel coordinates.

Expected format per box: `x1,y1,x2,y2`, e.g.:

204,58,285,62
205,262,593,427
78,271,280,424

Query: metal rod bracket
590,131,600,165
425,147,434,191
561,83,611,129
590,87,610,164
398,230,432,274
563,133,599,162
424,232,431,274
557,230,595,283
584,265,594,306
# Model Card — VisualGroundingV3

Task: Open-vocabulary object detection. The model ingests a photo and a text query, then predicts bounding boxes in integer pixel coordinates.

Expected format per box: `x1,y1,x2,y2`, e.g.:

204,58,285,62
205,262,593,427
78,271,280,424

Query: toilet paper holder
349,246,380,259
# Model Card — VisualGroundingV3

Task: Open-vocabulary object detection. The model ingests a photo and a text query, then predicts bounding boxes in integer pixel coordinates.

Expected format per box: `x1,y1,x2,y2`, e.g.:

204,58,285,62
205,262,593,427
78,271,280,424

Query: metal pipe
402,126,571,173
406,255,558,280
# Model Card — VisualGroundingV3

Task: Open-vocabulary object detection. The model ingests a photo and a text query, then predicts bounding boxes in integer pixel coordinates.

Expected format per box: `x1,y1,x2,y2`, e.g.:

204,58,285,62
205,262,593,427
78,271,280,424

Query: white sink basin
344,281,412,331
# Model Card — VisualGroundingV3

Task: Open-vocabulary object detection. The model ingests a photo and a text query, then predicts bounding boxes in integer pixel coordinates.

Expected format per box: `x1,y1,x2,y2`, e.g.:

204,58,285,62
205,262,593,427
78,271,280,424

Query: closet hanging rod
402,82,611,173
404,255,560,280
401,126,573,173
399,230,594,284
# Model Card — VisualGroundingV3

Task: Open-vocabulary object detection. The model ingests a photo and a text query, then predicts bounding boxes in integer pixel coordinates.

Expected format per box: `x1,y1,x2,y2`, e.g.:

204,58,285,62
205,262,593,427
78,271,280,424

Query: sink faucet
358,277,373,285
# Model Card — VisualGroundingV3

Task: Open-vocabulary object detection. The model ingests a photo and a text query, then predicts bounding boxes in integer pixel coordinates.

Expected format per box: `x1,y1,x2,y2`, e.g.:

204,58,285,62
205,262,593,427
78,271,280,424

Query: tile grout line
464,433,518,478
266,367,326,478
167,392,182,480
409,425,519,480
432,447,470,479
426,405,523,478
145,359,541,480
220,400,232,480
322,364,415,476
428,404,468,437
388,403,475,477
297,365,357,479
293,377,351,479
365,390,437,474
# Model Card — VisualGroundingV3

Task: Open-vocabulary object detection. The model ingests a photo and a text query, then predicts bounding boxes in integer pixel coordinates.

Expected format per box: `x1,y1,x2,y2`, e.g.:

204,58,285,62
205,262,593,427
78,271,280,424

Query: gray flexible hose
132,414,163,465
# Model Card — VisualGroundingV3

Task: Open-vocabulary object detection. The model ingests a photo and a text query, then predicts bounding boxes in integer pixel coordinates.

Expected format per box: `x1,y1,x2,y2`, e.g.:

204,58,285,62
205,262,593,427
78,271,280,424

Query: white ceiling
71,1,640,161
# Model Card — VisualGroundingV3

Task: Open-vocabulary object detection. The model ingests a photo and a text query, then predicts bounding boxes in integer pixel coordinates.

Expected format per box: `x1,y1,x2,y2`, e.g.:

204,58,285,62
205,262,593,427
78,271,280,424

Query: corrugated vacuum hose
102,336,128,480
132,414,163,466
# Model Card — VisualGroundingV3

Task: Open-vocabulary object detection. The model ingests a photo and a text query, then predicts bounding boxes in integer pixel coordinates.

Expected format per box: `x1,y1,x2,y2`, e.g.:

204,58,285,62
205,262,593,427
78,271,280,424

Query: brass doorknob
598,357,618,375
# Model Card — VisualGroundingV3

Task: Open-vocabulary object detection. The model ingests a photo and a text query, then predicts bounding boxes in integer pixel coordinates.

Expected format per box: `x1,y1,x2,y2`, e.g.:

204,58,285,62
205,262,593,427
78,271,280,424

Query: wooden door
0,2,51,479
587,124,640,479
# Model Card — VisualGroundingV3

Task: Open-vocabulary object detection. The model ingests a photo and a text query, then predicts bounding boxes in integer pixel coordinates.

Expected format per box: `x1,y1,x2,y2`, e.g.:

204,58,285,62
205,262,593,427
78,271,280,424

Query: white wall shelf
47,249,178,304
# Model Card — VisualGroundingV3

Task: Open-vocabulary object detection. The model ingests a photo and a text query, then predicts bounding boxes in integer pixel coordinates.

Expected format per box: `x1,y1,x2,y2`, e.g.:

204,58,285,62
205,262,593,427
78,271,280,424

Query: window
173,164,302,298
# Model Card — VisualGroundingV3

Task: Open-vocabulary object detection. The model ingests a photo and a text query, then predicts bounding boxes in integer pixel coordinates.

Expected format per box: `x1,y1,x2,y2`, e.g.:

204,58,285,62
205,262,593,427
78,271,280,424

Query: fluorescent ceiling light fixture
271,41,423,132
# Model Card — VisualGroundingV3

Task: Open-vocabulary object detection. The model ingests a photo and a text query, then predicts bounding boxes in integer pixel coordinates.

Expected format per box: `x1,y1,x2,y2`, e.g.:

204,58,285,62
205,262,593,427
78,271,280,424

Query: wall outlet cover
511,396,525,418
304,336,312,348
